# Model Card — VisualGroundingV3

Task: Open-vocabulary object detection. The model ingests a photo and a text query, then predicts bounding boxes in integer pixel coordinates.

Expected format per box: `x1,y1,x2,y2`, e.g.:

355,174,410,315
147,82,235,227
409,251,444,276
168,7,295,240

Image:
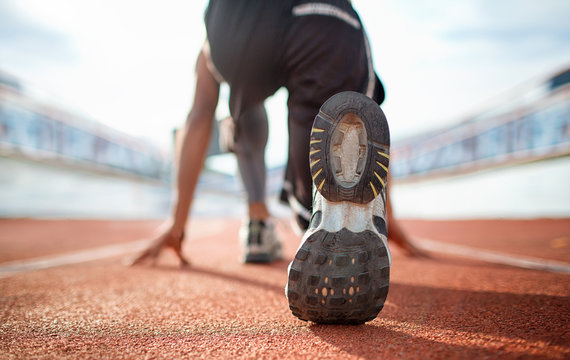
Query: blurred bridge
391,67,570,182
0,71,170,183
1,66,568,219
389,66,570,219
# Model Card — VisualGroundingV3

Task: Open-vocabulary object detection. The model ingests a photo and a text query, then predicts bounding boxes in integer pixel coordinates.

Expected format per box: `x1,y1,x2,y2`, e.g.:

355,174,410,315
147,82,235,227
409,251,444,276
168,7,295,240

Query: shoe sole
287,91,390,324
309,92,390,203
243,248,283,263
244,253,273,263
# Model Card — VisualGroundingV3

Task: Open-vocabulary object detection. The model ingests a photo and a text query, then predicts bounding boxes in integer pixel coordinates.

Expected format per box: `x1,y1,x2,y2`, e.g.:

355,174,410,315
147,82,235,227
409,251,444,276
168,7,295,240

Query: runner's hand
127,226,190,268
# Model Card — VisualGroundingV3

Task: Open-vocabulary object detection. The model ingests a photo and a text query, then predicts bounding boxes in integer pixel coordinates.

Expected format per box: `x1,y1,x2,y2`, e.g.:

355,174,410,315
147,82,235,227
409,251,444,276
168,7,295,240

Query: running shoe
240,219,283,263
286,91,391,324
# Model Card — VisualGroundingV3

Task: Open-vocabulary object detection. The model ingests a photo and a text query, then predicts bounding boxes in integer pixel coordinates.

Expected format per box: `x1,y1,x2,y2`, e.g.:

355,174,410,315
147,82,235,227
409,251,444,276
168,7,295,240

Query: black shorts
205,0,385,223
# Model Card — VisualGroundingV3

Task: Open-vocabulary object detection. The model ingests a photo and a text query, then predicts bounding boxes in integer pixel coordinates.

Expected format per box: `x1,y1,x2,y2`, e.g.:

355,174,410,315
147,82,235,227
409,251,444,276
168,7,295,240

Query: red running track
0,218,569,359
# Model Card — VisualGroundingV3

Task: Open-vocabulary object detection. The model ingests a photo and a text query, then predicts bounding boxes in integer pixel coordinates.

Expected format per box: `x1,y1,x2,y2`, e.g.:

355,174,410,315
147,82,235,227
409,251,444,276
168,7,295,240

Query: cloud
354,0,570,140
0,1,79,70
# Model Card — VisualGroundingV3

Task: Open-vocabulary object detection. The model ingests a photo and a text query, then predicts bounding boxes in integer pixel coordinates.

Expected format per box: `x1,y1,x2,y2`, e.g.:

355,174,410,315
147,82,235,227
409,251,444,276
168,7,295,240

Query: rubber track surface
0,218,569,359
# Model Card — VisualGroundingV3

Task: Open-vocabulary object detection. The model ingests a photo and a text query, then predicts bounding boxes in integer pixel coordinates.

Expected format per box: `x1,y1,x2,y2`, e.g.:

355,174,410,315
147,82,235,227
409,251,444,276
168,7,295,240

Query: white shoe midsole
302,189,392,265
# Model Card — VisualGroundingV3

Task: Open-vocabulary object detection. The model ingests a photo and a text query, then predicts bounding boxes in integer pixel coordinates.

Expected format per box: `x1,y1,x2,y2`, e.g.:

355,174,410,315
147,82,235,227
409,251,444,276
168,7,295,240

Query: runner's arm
170,51,221,237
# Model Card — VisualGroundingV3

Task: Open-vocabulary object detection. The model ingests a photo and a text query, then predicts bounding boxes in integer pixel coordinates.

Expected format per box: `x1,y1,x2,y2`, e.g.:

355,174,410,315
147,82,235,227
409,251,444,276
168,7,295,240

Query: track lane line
2,229,568,278
0,239,151,278
0,221,231,279
415,237,570,274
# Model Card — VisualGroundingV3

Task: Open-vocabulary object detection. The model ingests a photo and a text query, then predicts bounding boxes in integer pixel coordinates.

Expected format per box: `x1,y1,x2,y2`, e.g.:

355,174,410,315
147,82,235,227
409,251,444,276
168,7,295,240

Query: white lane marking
0,221,230,279
0,239,151,279
4,225,567,277
415,237,570,274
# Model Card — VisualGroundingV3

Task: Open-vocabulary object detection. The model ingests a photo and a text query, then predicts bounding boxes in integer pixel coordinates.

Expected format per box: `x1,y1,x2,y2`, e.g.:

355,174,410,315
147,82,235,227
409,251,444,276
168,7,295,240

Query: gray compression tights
233,104,268,204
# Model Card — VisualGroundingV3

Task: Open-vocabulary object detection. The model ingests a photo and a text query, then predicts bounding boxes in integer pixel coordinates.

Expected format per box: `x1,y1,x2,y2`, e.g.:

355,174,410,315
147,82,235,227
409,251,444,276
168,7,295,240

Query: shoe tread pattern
287,229,390,324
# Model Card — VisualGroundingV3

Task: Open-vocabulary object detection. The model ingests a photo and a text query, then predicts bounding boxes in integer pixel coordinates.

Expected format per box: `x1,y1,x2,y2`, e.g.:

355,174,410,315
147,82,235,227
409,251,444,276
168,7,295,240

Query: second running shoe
240,219,283,263
286,91,391,324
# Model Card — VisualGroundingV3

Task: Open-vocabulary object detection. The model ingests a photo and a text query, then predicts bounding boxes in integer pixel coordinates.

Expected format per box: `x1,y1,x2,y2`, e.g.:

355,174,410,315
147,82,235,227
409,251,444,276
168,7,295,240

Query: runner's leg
281,2,377,229
233,104,268,209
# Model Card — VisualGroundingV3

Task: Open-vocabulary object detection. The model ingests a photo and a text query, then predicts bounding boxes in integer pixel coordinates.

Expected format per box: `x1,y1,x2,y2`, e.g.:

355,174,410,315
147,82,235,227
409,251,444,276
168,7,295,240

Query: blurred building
391,67,570,181
0,71,171,183
2,65,568,220
0,70,173,219
390,66,570,219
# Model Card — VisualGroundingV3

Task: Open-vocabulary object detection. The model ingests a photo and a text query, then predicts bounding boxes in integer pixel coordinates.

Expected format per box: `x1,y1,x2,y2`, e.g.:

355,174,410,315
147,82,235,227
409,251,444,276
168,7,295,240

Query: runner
131,0,423,323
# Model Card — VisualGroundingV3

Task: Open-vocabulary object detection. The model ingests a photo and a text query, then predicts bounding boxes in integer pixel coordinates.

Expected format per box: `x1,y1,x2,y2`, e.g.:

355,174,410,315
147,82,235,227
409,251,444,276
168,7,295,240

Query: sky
1,0,570,168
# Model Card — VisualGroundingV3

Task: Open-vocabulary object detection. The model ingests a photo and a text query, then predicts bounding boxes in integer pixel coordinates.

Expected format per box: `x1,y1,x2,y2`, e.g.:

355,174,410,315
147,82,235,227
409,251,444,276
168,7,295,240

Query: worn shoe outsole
287,91,391,324
308,91,390,204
